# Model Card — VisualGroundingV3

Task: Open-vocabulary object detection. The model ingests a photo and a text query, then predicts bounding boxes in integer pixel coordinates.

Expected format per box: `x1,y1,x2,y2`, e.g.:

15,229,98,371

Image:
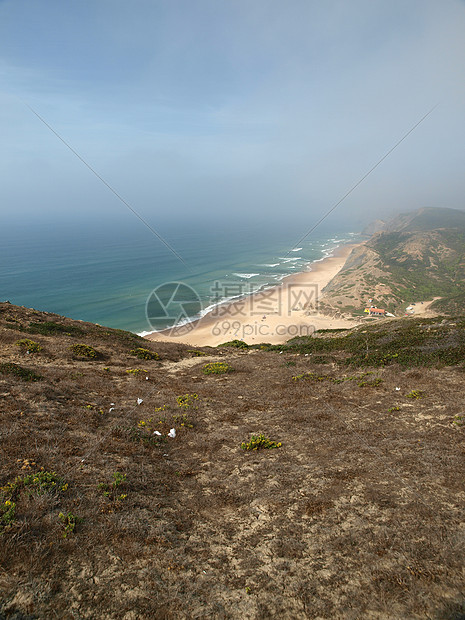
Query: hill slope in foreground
322,207,465,315
0,302,464,619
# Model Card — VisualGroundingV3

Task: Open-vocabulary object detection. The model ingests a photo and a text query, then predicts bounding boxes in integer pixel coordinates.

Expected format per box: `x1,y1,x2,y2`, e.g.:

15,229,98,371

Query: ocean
0,217,360,334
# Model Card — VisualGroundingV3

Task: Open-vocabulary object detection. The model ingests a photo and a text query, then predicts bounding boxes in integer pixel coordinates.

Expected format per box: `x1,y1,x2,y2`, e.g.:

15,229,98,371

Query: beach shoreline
145,242,362,347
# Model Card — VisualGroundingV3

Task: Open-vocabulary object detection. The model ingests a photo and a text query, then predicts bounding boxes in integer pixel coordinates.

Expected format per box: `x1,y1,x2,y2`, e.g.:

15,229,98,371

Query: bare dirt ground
404,298,441,317
0,303,464,619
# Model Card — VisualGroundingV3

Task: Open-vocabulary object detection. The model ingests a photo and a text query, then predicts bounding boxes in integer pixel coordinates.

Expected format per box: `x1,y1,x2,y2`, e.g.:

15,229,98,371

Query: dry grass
0,302,464,619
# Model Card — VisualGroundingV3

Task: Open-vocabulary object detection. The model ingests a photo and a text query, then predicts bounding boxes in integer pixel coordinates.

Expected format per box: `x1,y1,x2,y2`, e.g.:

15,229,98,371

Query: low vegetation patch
85,403,104,415
126,368,148,376
241,433,282,451
0,500,16,533
264,317,465,368
58,512,82,538
28,321,83,336
0,470,68,534
406,389,424,399
130,347,159,360
123,425,163,446
188,349,208,356
176,393,198,409
70,343,99,359
15,338,42,353
22,470,66,496
98,472,128,503
292,370,381,387
311,355,335,364
202,362,234,375
218,339,249,349
0,362,42,382
172,412,194,428
358,377,383,387
103,328,145,345
136,400,195,435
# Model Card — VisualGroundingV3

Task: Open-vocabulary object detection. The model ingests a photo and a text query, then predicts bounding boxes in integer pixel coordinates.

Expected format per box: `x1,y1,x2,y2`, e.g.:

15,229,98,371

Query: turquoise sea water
0,217,360,334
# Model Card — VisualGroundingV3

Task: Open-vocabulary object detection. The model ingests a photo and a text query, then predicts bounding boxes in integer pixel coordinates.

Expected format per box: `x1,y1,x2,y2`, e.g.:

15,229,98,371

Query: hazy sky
1,0,465,231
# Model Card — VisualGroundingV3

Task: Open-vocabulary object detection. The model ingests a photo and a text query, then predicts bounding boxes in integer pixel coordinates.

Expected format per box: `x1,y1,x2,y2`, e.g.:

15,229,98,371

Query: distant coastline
0,220,360,335
145,242,362,347
138,233,361,338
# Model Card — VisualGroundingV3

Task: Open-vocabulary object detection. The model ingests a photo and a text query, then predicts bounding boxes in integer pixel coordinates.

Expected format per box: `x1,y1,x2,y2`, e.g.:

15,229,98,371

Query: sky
1,0,465,234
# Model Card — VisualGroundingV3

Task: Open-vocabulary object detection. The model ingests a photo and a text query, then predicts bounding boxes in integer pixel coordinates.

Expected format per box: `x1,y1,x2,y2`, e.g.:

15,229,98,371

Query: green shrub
126,368,148,376
58,512,82,538
130,347,159,360
177,393,198,409
406,390,424,399
0,500,16,532
103,329,144,344
172,412,194,428
241,434,282,451
292,372,325,382
0,471,67,534
70,344,99,359
0,362,42,382
98,472,128,502
28,321,83,336
188,349,208,357
202,362,234,375
22,470,65,496
218,339,249,349
15,339,42,353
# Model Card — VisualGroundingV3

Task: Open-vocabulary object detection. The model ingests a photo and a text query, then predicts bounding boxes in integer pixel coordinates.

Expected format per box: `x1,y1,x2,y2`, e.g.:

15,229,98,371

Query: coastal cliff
322,207,465,314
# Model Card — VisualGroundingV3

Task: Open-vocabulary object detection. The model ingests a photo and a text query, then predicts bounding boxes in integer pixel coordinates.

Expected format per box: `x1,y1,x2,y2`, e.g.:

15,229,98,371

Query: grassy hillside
385,206,465,233
323,207,465,314
0,302,464,619
431,291,465,315
372,228,465,301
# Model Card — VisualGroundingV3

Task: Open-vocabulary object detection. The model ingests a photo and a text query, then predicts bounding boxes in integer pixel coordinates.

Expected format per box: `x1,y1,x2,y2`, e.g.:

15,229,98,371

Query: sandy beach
145,243,362,347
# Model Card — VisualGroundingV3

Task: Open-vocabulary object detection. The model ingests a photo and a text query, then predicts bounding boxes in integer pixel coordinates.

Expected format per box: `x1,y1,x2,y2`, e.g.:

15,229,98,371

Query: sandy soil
146,244,361,347
403,297,441,317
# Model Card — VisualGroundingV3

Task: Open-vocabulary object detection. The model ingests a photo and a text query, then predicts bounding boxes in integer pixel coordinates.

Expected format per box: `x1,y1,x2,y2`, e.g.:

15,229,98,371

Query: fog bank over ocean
2,1,465,232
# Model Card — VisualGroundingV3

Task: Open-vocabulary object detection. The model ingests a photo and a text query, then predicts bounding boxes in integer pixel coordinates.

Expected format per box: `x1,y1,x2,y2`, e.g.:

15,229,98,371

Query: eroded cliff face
321,242,396,313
